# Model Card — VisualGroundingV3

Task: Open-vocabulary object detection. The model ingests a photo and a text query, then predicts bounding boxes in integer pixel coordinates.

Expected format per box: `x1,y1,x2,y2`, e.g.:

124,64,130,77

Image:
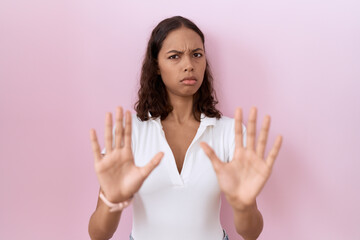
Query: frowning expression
157,27,206,98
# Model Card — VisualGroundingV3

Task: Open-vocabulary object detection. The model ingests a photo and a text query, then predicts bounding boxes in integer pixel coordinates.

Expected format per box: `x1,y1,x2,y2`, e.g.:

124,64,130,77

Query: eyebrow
166,48,204,54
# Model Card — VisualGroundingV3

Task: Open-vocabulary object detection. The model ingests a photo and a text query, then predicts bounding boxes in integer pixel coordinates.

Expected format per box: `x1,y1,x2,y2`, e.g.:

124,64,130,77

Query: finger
90,129,102,163
234,108,244,150
140,152,164,178
266,135,283,168
256,115,271,159
124,111,132,148
115,106,124,149
105,112,113,153
246,107,257,150
200,142,223,172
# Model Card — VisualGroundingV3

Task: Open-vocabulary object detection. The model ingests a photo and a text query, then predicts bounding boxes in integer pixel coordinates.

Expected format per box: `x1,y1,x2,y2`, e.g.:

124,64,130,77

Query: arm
232,201,263,240
88,193,122,240
201,107,282,239
88,107,163,240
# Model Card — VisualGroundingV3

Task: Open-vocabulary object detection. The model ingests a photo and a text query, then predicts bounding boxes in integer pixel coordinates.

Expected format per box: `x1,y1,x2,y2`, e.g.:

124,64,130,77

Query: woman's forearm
233,202,264,240
88,197,122,240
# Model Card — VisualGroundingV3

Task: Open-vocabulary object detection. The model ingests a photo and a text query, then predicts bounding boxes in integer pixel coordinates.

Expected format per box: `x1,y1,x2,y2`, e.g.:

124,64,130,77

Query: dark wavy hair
134,16,222,121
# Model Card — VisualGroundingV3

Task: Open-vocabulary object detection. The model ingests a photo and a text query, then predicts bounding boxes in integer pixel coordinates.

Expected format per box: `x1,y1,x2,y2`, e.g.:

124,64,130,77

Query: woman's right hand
90,106,163,203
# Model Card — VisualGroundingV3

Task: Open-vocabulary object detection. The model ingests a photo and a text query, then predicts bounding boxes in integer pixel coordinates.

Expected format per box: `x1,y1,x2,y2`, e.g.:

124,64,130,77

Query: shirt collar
148,112,217,128
199,113,217,127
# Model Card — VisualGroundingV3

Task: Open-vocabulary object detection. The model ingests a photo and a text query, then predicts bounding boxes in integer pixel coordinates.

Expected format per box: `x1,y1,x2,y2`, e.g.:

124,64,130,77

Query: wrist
99,191,133,212
226,195,257,212
232,202,257,213
100,188,130,202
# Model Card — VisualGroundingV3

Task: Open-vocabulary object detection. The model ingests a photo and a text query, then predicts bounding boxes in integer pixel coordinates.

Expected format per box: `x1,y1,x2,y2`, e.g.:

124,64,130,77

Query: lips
180,76,197,86
181,76,197,82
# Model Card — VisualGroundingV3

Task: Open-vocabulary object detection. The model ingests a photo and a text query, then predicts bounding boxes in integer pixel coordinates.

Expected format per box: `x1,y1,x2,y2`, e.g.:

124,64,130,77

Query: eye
168,55,179,59
193,53,203,58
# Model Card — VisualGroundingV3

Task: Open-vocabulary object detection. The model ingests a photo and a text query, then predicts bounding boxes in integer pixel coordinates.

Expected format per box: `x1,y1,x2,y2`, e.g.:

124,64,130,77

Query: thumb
140,152,164,179
200,142,223,171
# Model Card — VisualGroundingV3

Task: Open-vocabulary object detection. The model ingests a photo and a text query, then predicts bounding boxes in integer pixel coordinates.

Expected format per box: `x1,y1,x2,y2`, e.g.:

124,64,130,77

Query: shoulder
210,116,235,139
131,113,152,130
131,113,160,136
215,115,234,126
212,115,246,134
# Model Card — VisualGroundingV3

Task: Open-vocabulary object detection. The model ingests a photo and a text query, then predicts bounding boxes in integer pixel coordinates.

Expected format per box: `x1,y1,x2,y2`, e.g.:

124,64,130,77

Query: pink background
1,0,359,239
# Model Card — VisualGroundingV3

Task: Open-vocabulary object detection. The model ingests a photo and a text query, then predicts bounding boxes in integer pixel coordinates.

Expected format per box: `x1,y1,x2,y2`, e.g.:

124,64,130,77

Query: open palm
90,107,163,203
200,107,283,210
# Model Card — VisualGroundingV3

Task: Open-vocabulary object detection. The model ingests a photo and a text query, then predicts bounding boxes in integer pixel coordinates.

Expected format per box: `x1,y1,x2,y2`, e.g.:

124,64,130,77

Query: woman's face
157,27,206,99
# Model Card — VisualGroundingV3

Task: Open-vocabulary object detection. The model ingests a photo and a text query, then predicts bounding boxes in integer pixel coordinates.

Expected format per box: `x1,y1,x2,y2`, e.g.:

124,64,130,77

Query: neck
166,94,198,124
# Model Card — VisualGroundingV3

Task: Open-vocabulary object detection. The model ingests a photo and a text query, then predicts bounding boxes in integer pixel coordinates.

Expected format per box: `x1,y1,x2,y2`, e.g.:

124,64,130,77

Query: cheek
160,61,175,74
161,68,174,81
161,62,181,80
199,61,206,75
159,64,177,85
162,65,174,75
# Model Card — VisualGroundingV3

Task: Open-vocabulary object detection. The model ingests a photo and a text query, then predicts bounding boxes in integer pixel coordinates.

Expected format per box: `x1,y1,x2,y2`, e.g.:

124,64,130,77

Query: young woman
88,16,282,240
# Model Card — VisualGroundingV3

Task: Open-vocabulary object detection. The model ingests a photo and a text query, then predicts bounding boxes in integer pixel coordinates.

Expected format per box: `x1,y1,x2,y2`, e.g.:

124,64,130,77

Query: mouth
181,76,197,85
181,76,197,81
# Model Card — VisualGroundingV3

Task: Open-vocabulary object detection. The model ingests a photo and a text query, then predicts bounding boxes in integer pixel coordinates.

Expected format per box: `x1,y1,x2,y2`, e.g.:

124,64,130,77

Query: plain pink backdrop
1,0,359,239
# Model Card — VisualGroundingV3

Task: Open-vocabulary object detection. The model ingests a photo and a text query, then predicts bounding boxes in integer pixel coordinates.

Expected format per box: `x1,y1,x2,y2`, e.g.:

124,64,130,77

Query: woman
88,16,282,240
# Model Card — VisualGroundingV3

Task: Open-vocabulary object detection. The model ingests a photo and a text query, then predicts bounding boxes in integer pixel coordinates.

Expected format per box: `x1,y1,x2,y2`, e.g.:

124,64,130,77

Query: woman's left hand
200,107,283,211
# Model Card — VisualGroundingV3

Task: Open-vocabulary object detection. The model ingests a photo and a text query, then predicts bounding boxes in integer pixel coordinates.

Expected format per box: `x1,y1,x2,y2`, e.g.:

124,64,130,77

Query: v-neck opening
151,113,216,186
162,123,206,185
163,122,202,176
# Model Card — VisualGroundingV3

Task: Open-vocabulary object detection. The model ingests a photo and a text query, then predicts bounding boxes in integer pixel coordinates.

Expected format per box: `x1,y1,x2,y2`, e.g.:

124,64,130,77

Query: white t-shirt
127,113,246,240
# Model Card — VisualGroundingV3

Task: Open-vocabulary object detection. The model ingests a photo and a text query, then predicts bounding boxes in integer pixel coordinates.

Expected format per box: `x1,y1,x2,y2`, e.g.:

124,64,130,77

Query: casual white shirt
127,113,246,240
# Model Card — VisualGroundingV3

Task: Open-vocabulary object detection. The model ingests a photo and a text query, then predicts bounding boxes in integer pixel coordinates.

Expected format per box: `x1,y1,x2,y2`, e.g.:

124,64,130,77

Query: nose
184,66,194,72
183,56,194,72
